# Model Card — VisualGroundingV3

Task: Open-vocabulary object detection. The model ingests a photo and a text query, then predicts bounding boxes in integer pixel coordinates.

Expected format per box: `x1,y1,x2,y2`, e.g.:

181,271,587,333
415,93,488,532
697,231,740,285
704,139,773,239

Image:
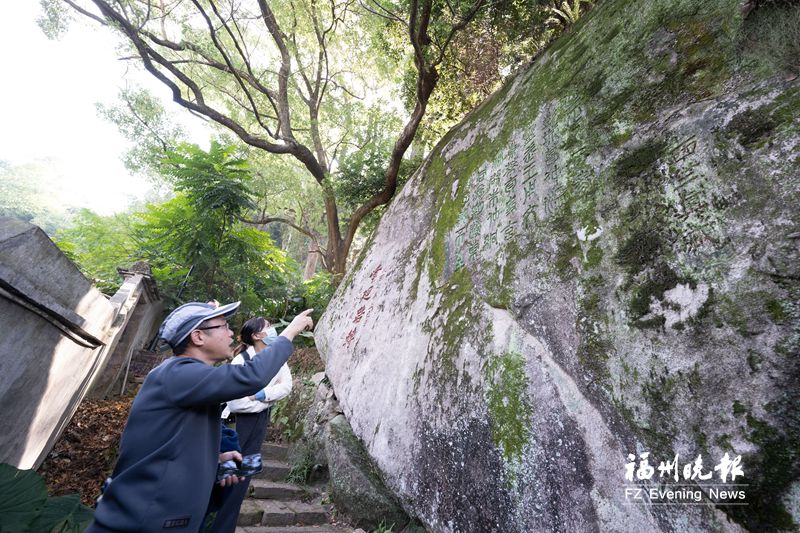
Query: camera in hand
216,453,263,482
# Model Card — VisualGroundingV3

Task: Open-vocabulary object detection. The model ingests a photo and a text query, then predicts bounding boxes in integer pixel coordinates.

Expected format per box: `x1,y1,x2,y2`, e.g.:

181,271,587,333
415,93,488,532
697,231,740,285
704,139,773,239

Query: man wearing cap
86,301,313,533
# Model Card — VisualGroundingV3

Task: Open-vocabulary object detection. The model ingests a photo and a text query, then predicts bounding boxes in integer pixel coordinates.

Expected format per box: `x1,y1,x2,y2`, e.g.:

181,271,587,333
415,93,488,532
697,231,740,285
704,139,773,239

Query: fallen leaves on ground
291,347,325,375
39,397,133,506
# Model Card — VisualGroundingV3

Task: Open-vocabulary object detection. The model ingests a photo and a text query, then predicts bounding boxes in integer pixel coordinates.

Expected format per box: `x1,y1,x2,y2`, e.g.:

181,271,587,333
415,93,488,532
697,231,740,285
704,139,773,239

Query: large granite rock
316,0,800,530
299,375,410,528
324,415,410,530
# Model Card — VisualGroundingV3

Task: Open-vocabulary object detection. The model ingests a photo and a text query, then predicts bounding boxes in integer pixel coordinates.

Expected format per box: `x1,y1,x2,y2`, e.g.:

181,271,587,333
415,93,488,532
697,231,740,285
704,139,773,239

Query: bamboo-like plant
546,0,594,28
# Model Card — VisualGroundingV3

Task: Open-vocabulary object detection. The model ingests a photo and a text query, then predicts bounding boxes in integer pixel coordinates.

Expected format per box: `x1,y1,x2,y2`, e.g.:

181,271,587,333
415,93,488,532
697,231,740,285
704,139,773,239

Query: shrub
0,463,94,532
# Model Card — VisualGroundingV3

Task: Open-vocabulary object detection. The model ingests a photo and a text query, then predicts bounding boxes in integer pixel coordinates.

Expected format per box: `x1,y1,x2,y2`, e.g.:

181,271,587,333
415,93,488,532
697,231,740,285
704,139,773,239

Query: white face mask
264,326,278,339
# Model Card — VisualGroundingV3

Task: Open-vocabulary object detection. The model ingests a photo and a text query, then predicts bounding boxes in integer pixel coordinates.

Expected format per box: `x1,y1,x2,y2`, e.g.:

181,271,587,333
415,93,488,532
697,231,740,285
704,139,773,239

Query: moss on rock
484,350,532,465
613,141,667,188
317,0,800,529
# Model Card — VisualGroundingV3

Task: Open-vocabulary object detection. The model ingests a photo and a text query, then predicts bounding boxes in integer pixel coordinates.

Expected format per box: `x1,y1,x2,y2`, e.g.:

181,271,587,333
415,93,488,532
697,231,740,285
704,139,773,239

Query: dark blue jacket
86,337,293,532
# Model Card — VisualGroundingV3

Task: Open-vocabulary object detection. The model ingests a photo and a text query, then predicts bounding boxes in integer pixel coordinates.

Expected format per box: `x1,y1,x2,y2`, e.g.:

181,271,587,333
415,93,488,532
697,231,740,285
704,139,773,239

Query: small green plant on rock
372,519,395,533
285,447,319,485
546,0,594,28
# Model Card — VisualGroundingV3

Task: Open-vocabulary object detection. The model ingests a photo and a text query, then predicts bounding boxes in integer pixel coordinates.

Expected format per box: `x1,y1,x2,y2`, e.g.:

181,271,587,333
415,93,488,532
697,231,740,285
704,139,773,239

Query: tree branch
434,0,486,66
238,213,323,253
121,91,173,152
62,0,107,25
359,0,405,25
191,0,276,138
89,0,294,155
256,0,295,140
341,0,484,253
141,29,283,122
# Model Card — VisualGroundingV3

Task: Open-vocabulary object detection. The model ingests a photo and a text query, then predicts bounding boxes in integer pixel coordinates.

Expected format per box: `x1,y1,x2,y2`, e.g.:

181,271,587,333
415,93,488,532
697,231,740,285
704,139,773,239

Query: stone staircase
234,443,346,533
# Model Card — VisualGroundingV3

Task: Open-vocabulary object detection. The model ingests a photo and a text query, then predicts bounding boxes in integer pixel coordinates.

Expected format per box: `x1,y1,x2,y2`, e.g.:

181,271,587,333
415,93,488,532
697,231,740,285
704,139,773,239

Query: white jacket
221,345,292,418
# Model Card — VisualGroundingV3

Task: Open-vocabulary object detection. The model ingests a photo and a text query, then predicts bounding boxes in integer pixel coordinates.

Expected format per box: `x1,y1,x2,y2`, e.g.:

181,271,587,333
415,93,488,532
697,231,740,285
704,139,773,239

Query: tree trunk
325,237,348,277
302,242,319,281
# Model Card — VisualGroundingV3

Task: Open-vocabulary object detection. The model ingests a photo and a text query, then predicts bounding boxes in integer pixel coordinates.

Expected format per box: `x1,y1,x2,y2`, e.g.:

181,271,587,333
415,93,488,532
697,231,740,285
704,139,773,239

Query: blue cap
158,301,240,349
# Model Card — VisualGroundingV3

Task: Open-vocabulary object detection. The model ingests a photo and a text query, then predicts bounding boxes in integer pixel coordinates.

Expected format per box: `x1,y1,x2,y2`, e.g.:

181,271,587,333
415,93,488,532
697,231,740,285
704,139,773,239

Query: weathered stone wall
316,0,799,531
0,218,162,469
88,263,163,399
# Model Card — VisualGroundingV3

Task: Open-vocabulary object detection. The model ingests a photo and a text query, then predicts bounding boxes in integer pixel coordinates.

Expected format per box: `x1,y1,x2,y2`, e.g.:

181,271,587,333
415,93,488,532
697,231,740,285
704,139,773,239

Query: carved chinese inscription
447,100,587,272
343,263,384,349
661,135,739,254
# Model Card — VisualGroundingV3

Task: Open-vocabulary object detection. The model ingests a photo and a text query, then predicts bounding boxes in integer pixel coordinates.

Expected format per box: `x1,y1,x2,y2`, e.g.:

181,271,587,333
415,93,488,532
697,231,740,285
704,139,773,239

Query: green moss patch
615,229,664,275
726,413,800,531
613,140,667,189
484,350,532,464
626,263,690,327
765,298,789,323
727,108,778,147
640,368,680,458
483,241,523,310
421,269,486,401
738,3,800,80
576,284,613,387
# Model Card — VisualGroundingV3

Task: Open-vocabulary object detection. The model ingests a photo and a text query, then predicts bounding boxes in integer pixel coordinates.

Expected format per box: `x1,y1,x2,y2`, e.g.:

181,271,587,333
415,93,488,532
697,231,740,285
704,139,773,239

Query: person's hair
172,318,213,355
172,336,191,355
233,317,267,356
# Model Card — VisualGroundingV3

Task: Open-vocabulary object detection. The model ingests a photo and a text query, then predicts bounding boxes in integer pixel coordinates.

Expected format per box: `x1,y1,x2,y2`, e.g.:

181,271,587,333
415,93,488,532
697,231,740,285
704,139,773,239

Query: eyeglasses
196,323,230,332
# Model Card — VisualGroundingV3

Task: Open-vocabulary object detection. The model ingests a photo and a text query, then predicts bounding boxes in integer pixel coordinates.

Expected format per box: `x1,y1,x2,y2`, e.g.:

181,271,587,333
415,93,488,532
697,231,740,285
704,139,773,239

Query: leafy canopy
56,142,312,320
45,0,486,274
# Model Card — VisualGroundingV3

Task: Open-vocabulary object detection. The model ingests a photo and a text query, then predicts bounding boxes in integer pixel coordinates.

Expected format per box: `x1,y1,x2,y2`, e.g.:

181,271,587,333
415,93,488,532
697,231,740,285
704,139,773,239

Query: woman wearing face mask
211,317,292,533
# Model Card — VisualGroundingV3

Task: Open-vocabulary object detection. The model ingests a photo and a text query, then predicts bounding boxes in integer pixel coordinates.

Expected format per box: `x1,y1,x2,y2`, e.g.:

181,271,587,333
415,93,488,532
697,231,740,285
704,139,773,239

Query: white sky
0,3,211,216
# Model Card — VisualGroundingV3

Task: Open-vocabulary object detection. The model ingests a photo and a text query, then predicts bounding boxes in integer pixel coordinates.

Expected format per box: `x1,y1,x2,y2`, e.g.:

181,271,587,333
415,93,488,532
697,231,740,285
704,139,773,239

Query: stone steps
251,479,305,499
237,442,331,529
238,499,329,527
262,442,289,461
255,459,291,481
237,526,349,533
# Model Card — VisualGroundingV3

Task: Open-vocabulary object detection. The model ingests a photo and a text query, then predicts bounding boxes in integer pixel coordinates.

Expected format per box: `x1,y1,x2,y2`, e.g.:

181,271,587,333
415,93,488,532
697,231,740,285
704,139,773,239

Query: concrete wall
87,265,163,400
0,218,162,469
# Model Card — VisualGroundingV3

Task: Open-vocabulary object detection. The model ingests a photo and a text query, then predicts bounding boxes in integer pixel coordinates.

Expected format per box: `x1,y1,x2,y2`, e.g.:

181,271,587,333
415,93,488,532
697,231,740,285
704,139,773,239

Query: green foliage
372,519,395,533
161,142,255,216
546,0,594,28
285,447,318,485
96,87,185,177
404,0,582,141
486,0,554,54
51,0,552,273
36,0,73,39
243,147,327,265
302,272,337,324
54,209,135,295
333,106,422,233
131,143,298,316
54,143,304,319
334,110,400,210
0,463,93,532
134,195,297,314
